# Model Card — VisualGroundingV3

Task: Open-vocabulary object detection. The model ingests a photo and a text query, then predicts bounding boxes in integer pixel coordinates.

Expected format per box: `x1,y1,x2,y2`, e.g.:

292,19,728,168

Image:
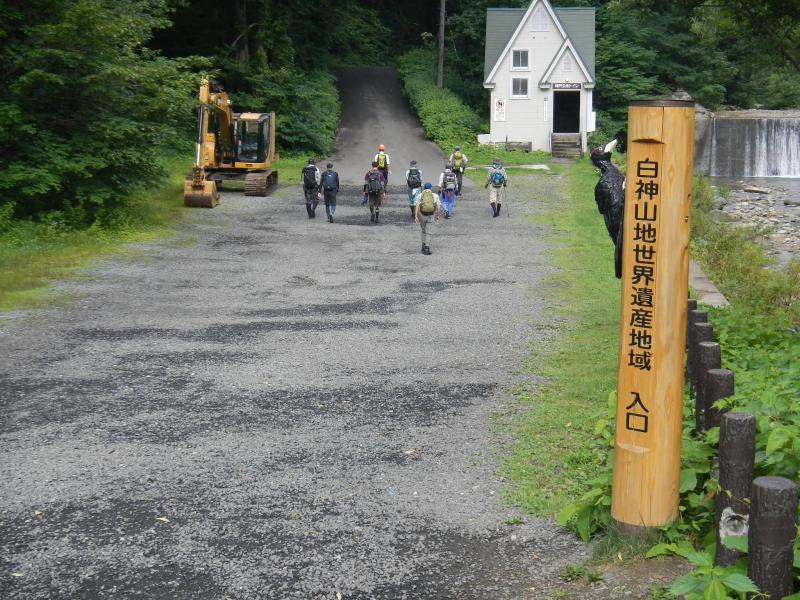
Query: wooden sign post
611,99,695,530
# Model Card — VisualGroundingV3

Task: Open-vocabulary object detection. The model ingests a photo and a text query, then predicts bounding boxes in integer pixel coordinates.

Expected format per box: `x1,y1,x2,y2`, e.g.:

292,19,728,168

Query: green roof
484,5,595,82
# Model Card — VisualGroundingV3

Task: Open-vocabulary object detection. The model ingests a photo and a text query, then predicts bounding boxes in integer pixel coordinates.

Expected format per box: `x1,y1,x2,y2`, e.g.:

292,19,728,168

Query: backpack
490,169,505,188
321,171,337,190
452,151,463,170
419,189,436,215
377,153,387,169
406,168,421,189
303,166,317,189
444,171,457,190
366,170,382,194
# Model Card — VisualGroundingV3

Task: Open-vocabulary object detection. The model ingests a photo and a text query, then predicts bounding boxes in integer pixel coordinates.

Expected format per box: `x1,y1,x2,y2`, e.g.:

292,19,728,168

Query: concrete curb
690,259,729,307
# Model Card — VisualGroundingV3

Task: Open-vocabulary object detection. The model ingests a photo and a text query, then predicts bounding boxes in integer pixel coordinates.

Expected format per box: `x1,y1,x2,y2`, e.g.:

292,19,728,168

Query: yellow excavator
184,78,278,207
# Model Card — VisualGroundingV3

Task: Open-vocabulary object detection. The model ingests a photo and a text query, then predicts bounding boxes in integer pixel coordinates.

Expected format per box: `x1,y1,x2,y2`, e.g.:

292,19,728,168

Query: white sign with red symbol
494,97,506,122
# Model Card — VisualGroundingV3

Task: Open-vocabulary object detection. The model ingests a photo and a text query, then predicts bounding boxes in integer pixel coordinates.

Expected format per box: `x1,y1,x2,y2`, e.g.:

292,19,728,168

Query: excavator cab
235,114,271,163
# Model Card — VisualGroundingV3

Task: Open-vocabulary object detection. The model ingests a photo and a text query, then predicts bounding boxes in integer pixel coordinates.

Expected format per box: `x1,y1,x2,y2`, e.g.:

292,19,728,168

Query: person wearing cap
374,144,391,186
414,182,441,255
447,146,468,195
320,163,340,223
405,160,423,221
485,157,508,217
437,162,458,218
301,158,321,218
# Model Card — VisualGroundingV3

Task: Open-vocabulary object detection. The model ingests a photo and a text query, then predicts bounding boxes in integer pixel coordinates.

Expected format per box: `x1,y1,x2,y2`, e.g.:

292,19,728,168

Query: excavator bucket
183,178,219,208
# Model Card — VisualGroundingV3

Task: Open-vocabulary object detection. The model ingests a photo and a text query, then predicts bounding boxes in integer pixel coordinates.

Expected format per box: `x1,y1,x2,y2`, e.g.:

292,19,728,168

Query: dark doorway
553,91,580,133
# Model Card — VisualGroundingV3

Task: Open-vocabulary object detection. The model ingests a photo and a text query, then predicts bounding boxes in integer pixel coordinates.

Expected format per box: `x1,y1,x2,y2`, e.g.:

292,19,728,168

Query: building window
563,54,572,72
531,6,549,31
512,50,529,70
511,78,529,97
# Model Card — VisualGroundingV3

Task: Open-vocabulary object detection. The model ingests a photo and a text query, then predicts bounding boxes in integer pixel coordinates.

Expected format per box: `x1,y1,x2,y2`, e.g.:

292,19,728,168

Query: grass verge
0,156,188,311
501,157,619,515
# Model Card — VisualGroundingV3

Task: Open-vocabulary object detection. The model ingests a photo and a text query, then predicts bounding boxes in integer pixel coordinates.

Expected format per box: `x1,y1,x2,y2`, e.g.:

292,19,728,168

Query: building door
553,91,580,133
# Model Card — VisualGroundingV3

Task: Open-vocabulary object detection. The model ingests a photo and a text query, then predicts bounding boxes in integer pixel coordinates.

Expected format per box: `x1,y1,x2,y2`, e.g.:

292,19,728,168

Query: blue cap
410,159,417,165
423,182,432,189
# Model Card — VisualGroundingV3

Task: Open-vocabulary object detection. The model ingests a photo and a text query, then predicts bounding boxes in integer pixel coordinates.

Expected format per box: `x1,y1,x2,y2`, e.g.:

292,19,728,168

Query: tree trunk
436,0,445,88
235,0,250,64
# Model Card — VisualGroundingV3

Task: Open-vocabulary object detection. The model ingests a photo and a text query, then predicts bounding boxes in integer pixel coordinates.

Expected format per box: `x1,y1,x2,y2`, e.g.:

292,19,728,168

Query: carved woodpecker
590,139,626,278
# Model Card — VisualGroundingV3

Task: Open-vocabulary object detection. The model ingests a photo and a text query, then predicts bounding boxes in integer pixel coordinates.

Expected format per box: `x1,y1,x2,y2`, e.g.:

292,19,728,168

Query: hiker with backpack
437,163,458,219
405,159,423,221
485,157,508,218
301,159,321,219
414,182,441,255
363,161,386,223
448,146,468,195
320,163,340,223
374,144,391,187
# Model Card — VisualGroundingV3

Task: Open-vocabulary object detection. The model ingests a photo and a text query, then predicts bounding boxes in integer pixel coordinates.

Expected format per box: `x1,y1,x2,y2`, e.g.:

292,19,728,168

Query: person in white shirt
374,144,391,186
437,163,458,218
405,159,423,221
448,146,468,195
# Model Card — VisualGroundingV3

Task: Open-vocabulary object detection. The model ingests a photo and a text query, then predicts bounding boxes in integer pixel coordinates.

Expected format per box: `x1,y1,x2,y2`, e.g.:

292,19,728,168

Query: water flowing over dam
695,110,800,178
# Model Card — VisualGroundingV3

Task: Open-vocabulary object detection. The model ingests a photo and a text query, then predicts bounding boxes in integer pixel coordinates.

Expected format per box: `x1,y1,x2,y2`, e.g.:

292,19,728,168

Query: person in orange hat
374,144,391,187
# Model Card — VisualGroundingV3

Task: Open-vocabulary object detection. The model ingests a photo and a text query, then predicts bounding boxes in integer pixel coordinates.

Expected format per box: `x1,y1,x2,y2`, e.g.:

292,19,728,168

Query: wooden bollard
611,99,695,530
686,299,697,348
714,413,755,566
695,341,721,432
686,309,708,384
705,368,734,429
690,322,714,396
748,476,797,598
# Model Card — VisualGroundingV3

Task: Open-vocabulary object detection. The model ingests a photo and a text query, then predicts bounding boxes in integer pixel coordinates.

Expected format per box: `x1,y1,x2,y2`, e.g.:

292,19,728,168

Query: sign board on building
494,97,506,121
553,83,582,90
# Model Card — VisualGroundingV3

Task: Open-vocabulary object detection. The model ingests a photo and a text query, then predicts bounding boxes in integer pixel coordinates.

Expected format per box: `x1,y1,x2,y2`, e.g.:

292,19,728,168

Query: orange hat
378,144,385,151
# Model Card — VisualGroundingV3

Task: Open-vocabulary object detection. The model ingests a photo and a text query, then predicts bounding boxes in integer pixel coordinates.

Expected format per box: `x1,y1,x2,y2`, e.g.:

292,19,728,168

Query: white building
479,0,596,156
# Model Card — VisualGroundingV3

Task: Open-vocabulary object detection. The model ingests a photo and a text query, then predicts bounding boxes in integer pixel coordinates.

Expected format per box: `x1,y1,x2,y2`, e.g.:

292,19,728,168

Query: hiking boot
374,212,379,223
422,245,432,255
370,212,375,223
328,214,333,223
497,203,502,216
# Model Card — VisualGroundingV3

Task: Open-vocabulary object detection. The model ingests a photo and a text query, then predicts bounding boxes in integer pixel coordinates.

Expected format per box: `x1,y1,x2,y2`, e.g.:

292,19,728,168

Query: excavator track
244,171,278,196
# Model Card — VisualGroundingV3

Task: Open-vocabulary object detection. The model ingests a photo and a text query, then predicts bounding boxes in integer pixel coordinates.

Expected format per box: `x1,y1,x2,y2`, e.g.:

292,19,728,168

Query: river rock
743,186,770,194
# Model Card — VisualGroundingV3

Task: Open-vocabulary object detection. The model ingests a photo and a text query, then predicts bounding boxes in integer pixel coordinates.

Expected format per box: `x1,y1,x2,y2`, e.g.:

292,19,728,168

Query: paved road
326,68,450,188
0,70,585,599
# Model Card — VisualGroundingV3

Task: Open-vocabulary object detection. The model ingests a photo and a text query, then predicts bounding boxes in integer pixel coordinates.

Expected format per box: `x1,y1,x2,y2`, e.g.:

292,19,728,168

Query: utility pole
437,0,445,88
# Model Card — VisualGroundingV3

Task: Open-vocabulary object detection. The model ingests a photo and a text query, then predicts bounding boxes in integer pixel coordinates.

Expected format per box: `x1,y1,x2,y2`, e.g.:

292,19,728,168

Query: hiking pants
419,213,434,247
368,192,382,212
488,185,505,204
378,167,389,187
440,189,455,215
323,189,337,215
407,187,420,207
304,187,319,214
455,169,464,194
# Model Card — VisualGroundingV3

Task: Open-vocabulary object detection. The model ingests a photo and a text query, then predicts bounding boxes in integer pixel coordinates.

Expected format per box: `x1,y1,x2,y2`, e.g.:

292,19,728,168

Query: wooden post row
611,99,695,530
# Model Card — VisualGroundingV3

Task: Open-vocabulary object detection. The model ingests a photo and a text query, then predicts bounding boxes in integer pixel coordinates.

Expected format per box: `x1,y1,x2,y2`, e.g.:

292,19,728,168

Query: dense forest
1,0,798,226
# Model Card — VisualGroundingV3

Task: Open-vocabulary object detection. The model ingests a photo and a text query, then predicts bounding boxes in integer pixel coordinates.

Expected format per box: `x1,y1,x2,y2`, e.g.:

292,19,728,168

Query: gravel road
0,68,587,599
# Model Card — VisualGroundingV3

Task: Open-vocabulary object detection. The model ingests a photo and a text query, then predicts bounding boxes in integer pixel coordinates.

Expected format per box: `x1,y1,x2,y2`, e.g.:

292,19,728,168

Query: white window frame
511,49,530,71
510,77,529,98
531,6,549,32
563,53,573,72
